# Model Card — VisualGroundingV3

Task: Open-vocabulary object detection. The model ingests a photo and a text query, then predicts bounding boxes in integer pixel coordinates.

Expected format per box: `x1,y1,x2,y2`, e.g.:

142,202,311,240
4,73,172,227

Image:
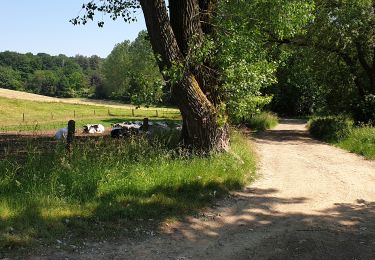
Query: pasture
0,96,180,132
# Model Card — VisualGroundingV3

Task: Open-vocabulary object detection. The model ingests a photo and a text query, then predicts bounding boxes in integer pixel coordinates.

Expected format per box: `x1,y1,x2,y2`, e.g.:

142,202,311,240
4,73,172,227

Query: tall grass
337,127,375,160
0,131,256,249
245,112,279,131
308,116,375,160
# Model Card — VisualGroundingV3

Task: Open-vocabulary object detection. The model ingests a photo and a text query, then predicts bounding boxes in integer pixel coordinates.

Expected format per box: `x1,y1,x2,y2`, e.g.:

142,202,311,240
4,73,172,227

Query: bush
244,112,279,131
353,94,375,125
308,116,353,142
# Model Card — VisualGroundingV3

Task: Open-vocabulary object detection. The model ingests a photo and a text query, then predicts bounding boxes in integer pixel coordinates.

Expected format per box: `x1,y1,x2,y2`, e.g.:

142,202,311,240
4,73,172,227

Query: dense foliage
4,0,375,125
101,31,166,105
268,0,375,124
204,0,314,123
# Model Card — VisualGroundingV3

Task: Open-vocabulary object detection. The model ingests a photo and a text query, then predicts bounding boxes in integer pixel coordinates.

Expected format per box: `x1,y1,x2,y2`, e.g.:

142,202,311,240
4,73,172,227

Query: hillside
0,88,142,109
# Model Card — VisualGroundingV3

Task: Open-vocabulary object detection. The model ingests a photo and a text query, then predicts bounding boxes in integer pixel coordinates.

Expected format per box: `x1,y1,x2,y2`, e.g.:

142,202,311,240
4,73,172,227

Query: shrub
353,94,375,125
308,116,353,142
244,112,279,131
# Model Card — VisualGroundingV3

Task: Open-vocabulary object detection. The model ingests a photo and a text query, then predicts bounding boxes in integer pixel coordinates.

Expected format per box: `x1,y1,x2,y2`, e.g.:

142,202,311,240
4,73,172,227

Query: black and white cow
83,124,105,134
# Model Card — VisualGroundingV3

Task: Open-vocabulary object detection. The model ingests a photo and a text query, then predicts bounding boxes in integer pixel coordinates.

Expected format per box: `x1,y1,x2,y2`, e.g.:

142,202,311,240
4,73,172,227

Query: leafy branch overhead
70,0,140,27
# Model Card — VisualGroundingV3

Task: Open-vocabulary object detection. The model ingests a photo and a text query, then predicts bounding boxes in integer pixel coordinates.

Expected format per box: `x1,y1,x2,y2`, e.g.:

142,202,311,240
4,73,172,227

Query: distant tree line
0,51,103,98
0,31,166,106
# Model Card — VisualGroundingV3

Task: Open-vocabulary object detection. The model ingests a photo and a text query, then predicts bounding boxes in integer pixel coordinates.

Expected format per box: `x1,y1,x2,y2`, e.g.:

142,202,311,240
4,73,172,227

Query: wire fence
1,107,181,132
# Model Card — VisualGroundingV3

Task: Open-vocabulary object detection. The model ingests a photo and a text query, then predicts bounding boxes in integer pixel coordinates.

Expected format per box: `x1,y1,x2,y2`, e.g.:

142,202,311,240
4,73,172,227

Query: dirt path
35,119,375,259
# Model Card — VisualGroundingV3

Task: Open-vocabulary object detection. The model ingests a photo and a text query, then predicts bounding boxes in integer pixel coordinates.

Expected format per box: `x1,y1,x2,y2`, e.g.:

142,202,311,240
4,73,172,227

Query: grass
0,131,256,250
0,96,180,131
308,116,375,160
245,112,279,131
337,127,375,160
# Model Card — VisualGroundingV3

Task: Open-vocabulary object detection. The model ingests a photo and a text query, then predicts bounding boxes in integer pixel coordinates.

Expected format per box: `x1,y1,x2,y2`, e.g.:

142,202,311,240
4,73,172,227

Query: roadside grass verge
0,97,180,131
245,112,279,131
308,116,375,160
336,127,375,160
0,131,256,249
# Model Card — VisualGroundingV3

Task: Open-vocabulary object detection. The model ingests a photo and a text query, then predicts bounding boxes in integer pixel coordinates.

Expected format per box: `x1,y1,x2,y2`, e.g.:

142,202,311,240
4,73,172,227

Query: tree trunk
140,0,229,152
169,0,221,106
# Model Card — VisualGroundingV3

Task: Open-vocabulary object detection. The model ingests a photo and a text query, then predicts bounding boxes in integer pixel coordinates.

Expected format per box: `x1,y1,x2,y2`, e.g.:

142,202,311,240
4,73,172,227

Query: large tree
73,0,229,152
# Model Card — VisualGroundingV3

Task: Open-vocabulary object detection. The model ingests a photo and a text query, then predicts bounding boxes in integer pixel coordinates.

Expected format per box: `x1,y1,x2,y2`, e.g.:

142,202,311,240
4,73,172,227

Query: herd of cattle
54,120,181,140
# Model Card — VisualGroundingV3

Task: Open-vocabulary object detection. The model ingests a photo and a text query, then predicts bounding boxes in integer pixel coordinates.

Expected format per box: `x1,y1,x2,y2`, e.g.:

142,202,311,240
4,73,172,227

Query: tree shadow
153,188,375,260
1,186,375,259
254,129,321,145
278,118,308,125
0,179,243,254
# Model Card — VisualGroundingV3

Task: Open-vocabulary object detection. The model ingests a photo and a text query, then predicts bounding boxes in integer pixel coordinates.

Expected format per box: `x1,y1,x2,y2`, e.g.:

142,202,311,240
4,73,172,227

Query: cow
83,124,105,134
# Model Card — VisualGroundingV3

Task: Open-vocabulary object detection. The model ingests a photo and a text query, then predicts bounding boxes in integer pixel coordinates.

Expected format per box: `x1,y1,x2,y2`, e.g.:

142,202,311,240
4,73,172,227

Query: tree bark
198,0,218,35
140,0,229,152
169,0,221,106
169,0,203,56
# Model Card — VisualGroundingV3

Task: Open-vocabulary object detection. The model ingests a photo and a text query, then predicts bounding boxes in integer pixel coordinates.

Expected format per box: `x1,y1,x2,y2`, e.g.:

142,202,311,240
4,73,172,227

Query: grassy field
0,96,180,131
0,131,256,250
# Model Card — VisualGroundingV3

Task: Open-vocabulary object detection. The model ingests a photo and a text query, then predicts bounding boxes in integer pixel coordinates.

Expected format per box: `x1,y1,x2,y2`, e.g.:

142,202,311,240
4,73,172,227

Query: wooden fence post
156,110,159,117
132,109,135,117
140,117,149,131
66,120,75,153
22,113,25,122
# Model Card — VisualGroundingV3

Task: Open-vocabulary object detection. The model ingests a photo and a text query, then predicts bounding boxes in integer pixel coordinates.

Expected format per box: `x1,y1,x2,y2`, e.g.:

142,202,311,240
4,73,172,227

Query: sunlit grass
245,112,279,131
308,116,375,160
0,131,256,249
0,96,180,131
337,126,375,160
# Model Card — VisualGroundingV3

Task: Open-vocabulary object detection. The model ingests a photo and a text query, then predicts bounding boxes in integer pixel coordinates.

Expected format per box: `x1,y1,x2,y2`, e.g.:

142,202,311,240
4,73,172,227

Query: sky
0,1,146,58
